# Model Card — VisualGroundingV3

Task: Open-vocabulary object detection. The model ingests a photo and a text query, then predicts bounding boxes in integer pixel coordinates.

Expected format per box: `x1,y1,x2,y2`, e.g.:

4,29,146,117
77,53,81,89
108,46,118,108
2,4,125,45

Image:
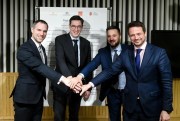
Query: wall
0,0,180,72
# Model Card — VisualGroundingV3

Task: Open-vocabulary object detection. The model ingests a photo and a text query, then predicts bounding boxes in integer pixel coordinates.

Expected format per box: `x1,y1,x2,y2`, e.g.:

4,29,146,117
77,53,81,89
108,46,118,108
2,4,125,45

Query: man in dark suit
52,15,92,121
79,21,173,121
10,20,71,121
71,26,127,121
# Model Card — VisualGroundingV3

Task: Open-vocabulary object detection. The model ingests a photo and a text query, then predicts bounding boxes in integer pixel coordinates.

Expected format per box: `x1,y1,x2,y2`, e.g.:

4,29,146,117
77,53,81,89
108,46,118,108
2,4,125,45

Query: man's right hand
80,83,92,96
61,77,71,87
72,82,82,93
69,74,83,89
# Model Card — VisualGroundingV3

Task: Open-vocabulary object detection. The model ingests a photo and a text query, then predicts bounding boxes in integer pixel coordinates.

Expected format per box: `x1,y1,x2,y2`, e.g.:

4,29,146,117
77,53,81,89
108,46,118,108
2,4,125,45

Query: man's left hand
159,110,170,121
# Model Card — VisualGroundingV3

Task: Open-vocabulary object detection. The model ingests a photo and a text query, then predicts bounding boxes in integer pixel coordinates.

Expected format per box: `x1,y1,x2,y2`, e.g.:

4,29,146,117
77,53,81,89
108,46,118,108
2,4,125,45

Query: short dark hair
32,19,48,29
106,26,121,35
127,21,146,33
69,15,84,26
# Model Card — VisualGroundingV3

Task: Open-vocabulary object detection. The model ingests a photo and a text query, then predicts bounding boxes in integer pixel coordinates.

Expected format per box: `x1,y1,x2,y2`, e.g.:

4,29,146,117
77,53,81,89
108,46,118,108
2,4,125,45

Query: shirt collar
110,44,122,52
31,37,41,48
134,41,147,50
69,34,80,41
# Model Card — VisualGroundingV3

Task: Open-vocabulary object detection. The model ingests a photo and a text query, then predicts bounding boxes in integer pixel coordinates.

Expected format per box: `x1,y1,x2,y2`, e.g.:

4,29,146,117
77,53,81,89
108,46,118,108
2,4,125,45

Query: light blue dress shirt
111,44,126,90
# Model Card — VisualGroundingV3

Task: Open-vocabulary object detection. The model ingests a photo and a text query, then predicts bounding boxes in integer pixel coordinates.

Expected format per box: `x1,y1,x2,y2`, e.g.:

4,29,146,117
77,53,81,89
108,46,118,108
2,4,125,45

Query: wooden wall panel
0,73,2,117
0,72,179,120
0,73,17,119
0,73,108,120
171,78,180,117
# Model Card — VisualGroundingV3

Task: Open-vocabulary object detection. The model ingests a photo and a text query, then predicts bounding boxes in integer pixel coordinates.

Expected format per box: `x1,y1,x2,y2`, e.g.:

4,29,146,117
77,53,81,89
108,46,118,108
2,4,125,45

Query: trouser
53,90,82,121
107,88,123,121
14,98,43,121
123,99,159,121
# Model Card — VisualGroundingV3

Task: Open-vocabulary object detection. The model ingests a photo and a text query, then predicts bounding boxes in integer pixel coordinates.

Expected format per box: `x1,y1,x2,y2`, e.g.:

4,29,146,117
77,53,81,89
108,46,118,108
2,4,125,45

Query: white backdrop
39,7,107,106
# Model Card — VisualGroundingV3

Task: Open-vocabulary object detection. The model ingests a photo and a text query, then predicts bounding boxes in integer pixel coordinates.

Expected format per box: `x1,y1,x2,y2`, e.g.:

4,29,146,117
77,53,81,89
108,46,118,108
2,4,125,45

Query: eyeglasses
70,25,82,30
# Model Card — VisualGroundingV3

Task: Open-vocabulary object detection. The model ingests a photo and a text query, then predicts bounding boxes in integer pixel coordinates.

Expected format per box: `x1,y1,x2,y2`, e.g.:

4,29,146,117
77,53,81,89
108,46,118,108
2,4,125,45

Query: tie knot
114,49,118,53
73,39,78,44
38,45,42,50
113,49,118,62
114,49,118,56
136,49,142,54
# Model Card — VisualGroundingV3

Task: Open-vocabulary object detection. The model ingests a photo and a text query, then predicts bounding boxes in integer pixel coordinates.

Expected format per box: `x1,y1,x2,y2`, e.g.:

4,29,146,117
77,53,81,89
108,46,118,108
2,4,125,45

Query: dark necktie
113,49,119,89
113,49,118,62
135,49,142,74
73,39,78,65
38,45,45,64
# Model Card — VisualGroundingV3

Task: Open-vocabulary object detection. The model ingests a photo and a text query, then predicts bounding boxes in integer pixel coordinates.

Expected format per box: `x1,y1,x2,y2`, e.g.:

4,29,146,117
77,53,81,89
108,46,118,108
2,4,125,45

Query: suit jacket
53,33,92,94
11,39,65,104
91,43,173,117
81,44,127,101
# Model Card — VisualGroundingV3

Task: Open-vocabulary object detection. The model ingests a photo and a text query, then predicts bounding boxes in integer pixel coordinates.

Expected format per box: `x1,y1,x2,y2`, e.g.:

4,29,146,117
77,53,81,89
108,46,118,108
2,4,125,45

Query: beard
110,41,120,48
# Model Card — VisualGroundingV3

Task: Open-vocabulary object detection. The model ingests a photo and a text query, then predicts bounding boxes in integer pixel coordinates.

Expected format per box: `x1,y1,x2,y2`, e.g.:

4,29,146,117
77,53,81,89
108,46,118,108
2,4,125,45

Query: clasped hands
61,75,92,100
67,75,83,93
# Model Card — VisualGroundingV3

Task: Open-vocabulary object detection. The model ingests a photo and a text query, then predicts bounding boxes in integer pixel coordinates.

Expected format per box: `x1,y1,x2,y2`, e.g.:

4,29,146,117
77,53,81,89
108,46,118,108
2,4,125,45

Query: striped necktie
38,45,45,64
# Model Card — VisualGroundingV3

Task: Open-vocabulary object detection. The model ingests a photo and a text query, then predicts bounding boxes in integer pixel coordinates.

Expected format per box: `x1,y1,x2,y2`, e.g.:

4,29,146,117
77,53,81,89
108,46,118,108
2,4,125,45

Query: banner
39,7,107,106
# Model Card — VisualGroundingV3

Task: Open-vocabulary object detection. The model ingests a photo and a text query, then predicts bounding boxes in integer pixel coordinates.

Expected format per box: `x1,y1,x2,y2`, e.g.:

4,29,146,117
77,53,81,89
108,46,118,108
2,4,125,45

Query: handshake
61,74,92,99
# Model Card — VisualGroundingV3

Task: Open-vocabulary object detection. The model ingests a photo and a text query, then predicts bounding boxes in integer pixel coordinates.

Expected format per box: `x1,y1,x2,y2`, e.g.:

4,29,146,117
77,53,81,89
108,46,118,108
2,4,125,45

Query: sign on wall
39,7,107,106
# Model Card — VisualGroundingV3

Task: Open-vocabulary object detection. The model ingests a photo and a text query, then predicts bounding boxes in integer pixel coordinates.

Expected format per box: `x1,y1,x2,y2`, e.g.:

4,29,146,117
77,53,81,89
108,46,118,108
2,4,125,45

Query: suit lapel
41,46,47,65
104,46,113,64
29,39,48,65
66,34,77,67
128,45,138,79
29,39,42,60
128,44,154,80
139,44,153,76
79,37,84,65
79,37,90,67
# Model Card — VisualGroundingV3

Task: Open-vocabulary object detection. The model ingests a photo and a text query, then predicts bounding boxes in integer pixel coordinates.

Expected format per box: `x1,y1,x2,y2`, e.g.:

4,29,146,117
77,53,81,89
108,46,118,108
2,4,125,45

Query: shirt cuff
78,73,85,79
89,82,95,88
57,76,65,85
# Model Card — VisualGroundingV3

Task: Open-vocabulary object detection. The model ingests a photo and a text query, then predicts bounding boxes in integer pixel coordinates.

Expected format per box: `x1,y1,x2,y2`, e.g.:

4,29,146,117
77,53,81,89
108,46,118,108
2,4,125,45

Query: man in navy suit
71,26,127,121
52,15,92,121
10,20,70,121
79,21,173,121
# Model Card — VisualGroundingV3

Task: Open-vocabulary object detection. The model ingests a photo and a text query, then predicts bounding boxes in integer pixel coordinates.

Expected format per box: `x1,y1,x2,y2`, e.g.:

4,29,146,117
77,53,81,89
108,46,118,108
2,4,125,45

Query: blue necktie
135,49,142,74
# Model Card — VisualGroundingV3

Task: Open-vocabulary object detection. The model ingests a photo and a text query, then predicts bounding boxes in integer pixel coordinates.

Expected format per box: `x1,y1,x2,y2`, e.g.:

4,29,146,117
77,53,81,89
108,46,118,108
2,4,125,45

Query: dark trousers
53,91,82,121
13,98,43,121
107,88,123,121
123,99,159,121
